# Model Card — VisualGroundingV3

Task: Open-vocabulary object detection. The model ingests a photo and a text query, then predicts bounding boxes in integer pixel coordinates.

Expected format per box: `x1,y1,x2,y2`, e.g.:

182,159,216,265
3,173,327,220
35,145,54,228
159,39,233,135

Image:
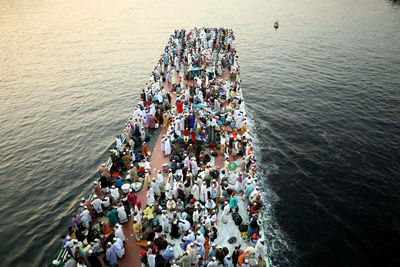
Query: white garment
255,240,267,262
148,253,156,267
196,233,205,245
165,138,171,155
102,196,110,208
250,189,259,200
92,198,103,213
113,237,125,258
152,181,160,196
147,188,155,205
161,213,170,233
80,209,92,228
199,186,208,203
115,225,126,242
110,187,120,200
179,220,191,232
117,206,128,223
191,184,200,200
221,204,230,223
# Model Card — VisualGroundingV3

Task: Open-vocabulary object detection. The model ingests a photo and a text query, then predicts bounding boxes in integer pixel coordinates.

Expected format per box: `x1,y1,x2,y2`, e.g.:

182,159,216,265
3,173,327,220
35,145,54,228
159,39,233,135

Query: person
161,209,170,233
207,257,218,267
113,237,125,258
72,213,82,230
100,163,111,178
208,243,217,259
122,152,131,169
230,192,239,212
106,207,119,227
167,197,176,211
110,185,120,203
241,258,250,267
142,142,148,157
143,203,155,220
127,189,137,208
87,249,102,267
93,181,104,199
144,170,151,189
224,254,234,267
255,238,266,263
132,218,142,241
165,136,171,157
105,242,118,267
147,249,156,267
64,254,77,267
170,220,180,238
92,238,103,253
215,246,225,264
180,250,192,267
232,246,241,267
220,201,230,224
91,195,103,217
117,204,128,223
80,206,92,229
114,224,126,242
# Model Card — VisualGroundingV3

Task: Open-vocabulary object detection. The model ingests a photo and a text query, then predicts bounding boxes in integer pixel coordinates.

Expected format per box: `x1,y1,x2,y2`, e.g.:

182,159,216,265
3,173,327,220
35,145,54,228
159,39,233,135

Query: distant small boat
274,21,279,30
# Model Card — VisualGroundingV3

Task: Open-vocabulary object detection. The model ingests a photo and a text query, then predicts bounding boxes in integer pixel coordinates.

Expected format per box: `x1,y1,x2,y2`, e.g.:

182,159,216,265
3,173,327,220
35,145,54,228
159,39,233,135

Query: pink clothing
101,166,111,178
94,184,104,199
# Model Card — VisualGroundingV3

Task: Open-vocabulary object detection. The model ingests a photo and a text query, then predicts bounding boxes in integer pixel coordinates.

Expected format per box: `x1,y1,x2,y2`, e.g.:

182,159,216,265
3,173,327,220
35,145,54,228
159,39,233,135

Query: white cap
111,185,116,189
66,236,71,240
169,247,174,251
107,242,112,246
245,259,249,263
93,195,97,199
147,241,152,245
52,260,60,265
89,250,93,254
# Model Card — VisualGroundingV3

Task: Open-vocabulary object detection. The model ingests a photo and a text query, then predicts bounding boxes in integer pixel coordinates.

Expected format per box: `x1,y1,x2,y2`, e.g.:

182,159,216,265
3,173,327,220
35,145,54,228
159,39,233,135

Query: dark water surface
1,0,399,266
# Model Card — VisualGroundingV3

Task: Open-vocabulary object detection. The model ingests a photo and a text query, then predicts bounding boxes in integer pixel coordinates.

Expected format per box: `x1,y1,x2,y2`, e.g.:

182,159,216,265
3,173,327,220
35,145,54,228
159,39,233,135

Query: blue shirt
162,246,175,261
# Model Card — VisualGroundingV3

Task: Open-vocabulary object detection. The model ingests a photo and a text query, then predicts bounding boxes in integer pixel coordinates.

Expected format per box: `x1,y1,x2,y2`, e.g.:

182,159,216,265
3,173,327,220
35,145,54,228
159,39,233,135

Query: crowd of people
52,28,267,267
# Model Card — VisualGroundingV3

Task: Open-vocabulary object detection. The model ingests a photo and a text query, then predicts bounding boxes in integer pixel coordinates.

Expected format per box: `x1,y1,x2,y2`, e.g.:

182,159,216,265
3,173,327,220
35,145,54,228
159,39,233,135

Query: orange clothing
142,144,148,157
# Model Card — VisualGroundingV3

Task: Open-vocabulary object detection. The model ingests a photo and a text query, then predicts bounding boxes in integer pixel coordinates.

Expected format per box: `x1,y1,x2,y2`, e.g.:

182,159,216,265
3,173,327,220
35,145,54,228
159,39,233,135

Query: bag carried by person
239,223,248,232
232,212,243,226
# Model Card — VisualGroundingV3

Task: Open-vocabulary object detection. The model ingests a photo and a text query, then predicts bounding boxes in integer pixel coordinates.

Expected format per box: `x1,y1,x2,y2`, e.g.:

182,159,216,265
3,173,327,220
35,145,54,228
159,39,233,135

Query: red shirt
177,102,183,114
